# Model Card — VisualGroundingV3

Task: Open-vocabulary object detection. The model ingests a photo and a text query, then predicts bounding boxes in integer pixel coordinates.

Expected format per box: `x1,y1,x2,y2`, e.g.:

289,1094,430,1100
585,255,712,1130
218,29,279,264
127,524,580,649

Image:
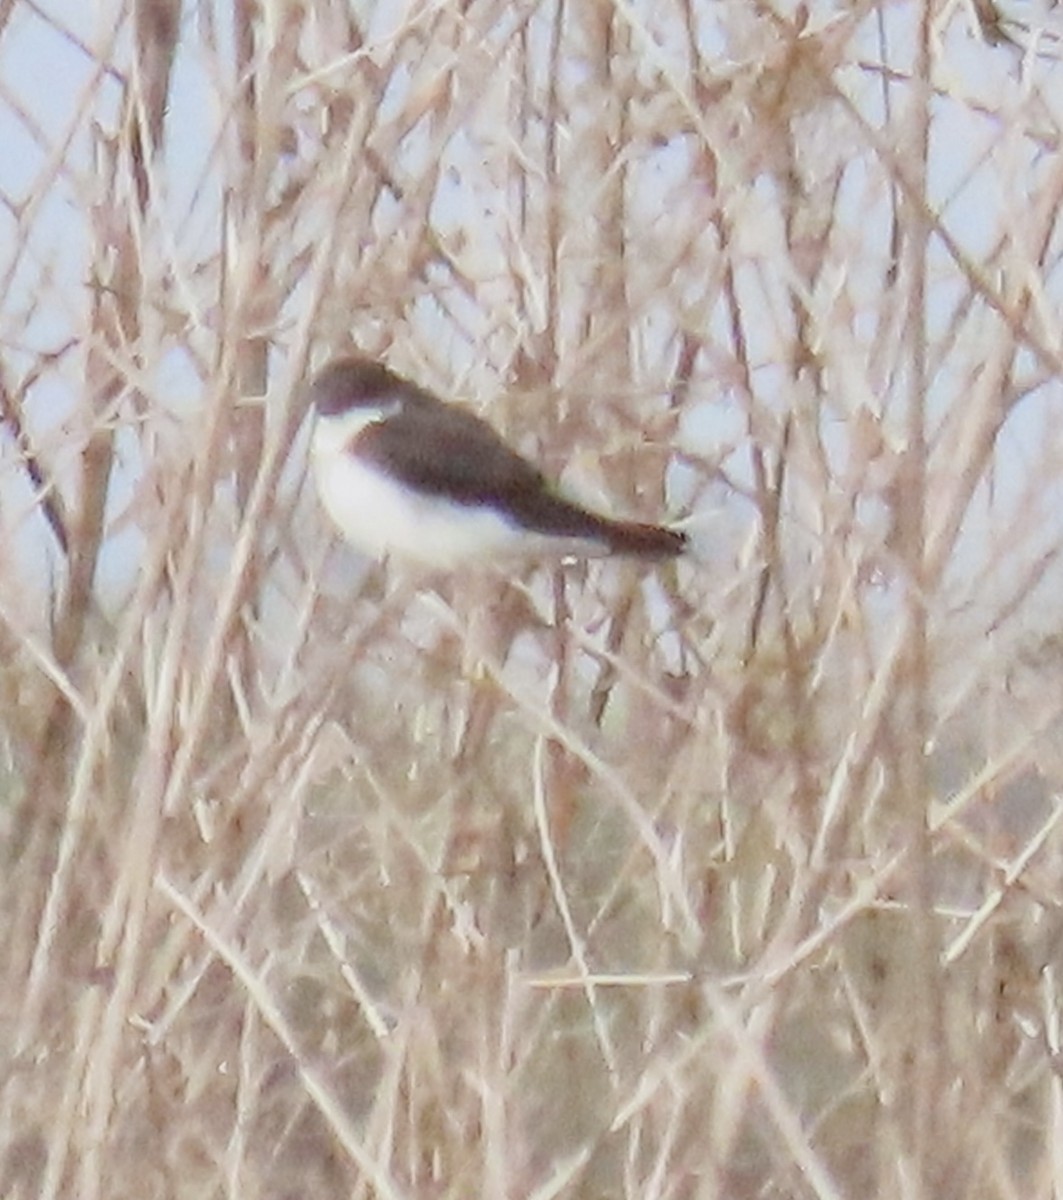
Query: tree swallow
309,357,686,569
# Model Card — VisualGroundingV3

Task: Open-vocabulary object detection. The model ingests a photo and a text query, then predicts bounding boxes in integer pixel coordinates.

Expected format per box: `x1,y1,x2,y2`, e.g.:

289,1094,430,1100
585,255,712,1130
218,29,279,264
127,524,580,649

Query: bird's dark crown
311,357,407,416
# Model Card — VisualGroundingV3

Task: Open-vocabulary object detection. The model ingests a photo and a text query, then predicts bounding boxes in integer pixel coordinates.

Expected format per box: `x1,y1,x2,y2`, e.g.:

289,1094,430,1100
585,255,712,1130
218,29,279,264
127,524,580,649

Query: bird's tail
599,518,686,559
517,492,686,559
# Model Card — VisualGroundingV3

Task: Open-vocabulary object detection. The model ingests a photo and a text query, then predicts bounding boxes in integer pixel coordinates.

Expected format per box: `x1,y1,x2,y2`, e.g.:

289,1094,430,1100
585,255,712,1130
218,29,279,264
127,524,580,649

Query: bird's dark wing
355,387,552,508
356,384,686,557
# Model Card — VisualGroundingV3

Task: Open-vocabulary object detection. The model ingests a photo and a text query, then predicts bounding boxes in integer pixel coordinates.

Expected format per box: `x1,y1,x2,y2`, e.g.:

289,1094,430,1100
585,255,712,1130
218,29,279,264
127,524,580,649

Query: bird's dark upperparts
309,356,686,569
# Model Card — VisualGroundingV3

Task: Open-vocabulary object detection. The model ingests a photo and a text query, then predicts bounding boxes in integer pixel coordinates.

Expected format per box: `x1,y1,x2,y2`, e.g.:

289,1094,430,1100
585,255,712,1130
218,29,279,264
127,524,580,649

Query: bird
308,356,686,570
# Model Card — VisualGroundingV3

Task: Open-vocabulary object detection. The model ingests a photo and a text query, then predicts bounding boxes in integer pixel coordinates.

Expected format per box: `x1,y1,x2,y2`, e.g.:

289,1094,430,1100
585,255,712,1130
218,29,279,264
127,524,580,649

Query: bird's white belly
312,437,523,569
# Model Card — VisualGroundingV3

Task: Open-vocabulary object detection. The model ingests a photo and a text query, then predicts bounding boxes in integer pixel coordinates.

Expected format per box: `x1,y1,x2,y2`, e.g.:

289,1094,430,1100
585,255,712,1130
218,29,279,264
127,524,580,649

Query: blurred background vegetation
2,1,1063,1197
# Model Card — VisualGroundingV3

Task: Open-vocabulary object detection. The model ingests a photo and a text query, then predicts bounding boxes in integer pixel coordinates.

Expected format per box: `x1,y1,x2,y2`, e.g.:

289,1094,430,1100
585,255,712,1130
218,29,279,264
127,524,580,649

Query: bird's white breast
311,407,525,569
